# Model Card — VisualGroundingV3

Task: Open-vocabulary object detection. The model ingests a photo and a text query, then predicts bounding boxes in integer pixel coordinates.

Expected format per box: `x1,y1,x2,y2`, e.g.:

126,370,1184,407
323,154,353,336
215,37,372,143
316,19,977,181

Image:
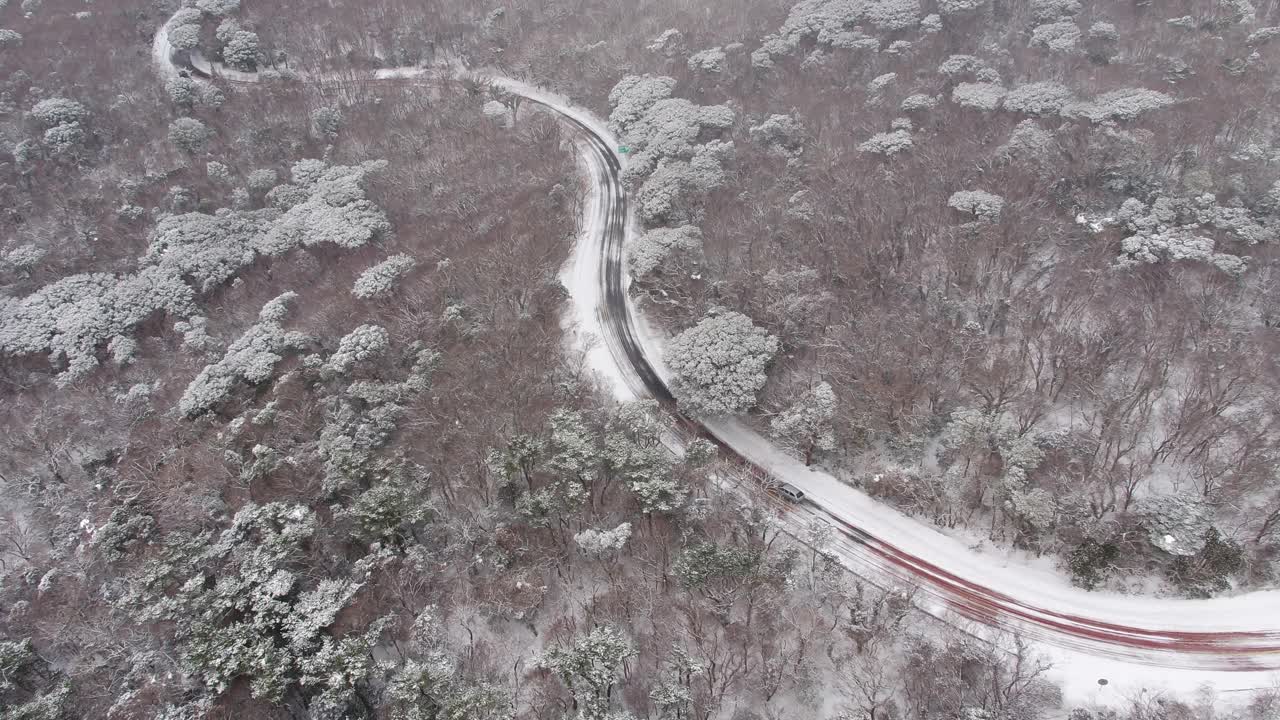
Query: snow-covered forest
3,0,1280,718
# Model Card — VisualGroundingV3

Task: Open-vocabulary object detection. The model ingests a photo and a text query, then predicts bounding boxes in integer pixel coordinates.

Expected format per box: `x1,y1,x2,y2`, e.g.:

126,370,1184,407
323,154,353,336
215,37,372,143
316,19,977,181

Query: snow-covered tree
938,0,985,15
29,97,86,127
121,502,378,709
206,160,232,185
1002,81,1074,116
167,22,201,51
1030,20,1081,51
175,315,220,356
4,243,45,274
537,626,634,720
168,118,211,154
310,106,342,141
259,159,391,253
42,122,85,158
629,225,703,280
688,46,728,73
1085,21,1119,63
1139,493,1212,556
607,75,678,138
858,129,913,156
574,523,633,557
196,0,239,16
352,253,416,299
222,30,260,71
996,119,1057,166
1030,0,1080,22
1111,195,1255,276
948,190,1005,221
178,292,310,416
647,28,685,57
0,267,197,385
770,381,838,465
247,168,278,195
324,324,389,375
143,208,275,291
165,76,198,109
666,311,779,416
1066,88,1175,123
604,401,683,514
937,54,993,80
748,114,805,157
951,82,1006,111
900,93,940,112
0,28,22,48
636,142,733,225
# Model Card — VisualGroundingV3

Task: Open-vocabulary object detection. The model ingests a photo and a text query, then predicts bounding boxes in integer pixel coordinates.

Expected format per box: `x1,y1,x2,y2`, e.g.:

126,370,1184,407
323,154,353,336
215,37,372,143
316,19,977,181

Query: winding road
153,16,1280,701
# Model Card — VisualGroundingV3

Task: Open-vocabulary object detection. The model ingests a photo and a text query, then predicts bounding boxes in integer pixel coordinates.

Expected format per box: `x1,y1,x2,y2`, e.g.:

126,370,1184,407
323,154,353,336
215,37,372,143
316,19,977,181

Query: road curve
150,17,1280,680
564,115,1280,671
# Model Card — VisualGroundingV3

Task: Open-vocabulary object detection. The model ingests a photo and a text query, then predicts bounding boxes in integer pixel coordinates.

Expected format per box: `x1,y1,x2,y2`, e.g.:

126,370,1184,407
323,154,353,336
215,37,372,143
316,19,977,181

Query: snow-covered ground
149,11,1280,706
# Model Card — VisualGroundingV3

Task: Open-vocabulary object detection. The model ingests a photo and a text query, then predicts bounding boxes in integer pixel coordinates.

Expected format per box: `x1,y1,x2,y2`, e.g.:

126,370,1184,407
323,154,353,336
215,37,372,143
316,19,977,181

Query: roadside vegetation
3,0,1280,718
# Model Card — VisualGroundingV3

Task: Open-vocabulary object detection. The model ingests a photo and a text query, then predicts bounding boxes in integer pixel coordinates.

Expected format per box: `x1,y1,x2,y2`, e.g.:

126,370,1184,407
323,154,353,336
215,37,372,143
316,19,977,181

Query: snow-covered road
151,15,1280,703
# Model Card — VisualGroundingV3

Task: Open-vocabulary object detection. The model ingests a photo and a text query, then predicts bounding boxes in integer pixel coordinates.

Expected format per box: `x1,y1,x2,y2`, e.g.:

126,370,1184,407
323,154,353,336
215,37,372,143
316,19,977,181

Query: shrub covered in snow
666,310,779,416
948,190,1005,220
0,28,22,48
352,253,416,300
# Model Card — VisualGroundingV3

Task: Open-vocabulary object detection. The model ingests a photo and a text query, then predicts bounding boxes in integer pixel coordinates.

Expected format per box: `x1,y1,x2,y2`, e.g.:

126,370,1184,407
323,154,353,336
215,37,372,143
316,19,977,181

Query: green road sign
617,145,630,154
